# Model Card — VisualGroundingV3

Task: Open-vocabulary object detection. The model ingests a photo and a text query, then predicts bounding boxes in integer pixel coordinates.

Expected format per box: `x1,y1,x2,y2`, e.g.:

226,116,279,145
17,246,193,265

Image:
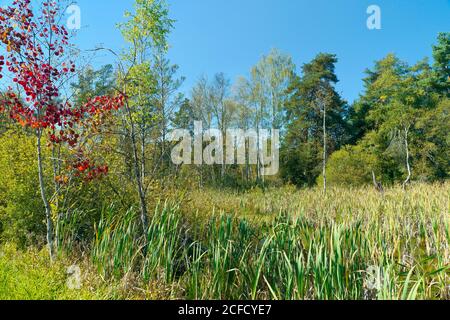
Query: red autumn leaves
0,0,123,182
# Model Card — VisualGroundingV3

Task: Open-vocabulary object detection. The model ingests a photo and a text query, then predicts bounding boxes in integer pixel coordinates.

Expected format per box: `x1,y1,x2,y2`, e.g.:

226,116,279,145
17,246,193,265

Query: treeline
64,33,450,190
175,34,449,189
0,0,448,251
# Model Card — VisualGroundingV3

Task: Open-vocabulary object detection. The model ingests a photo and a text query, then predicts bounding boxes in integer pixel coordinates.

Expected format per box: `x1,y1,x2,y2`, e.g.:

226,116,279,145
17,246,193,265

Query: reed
83,182,449,299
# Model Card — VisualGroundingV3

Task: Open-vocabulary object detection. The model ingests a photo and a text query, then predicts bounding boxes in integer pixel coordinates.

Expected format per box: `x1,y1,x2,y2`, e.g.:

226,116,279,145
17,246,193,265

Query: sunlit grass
87,183,450,300
0,244,114,300
2,183,449,300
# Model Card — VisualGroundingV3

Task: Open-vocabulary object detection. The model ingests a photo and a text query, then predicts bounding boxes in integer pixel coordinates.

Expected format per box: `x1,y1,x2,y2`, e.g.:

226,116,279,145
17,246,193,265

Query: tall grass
66,183,450,299
92,206,140,279
0,243,114,300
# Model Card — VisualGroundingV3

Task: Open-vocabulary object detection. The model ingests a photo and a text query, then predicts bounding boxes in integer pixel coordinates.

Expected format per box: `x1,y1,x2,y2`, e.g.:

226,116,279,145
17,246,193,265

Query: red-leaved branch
0,0,123,182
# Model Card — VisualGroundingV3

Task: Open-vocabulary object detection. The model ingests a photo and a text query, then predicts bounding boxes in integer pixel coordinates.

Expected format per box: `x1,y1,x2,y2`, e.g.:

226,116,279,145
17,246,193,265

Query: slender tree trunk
256,125,261,184
51,144,61,250
256,104,262,184
221,120,225,180
245,139,250,183
160,64,167,173
126,103,149,241
37,130,55,261
141,130,146,186
403,127,412,191
372,170,384,193
322,102,327,195
161,108,166,171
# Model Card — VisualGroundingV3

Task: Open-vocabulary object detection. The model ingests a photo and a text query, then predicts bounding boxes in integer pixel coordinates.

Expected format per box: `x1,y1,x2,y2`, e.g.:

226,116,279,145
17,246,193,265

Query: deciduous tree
0,0,123,259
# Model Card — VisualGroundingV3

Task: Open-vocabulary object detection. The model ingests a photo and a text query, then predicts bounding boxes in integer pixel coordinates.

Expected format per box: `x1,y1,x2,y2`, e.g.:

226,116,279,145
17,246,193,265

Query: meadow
1,183,448,300
0,0,449,305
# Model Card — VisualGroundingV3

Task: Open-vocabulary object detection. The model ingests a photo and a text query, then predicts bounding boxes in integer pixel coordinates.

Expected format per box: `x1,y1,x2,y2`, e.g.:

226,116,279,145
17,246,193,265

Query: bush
321,144,377,187
0,130,48,246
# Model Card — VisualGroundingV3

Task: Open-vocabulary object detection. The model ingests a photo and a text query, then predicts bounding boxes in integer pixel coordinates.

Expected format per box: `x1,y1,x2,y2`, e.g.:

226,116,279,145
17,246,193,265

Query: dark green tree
71,65,116,105
431,32,450,96
331,34,449,187
281,53,348,187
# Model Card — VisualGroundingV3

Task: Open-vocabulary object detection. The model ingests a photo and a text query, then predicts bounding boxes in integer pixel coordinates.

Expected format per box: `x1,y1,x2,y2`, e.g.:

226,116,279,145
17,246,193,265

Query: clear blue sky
71,0,449,103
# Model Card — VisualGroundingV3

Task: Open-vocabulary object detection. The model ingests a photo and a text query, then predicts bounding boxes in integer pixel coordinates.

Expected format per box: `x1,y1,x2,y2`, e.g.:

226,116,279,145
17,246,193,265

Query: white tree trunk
37,130,55,261
125,101,149,241
402,126,412,190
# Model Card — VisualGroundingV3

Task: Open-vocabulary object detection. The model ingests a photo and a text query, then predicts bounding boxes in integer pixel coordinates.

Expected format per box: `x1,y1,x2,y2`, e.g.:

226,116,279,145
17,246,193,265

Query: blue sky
11,0,450,103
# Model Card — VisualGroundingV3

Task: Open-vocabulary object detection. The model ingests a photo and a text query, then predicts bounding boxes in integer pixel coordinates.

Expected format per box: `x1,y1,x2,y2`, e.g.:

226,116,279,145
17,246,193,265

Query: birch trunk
125,101,149,241
402,127,412,191
37,129,55,261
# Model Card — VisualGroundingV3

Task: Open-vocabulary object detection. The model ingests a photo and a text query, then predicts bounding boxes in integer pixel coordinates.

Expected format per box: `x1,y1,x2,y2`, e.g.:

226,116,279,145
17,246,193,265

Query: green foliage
120,0,174,50
0,244,112,300
322,144,377,186
344,35,450,186
71,65,116,105
0,130,47,246
432,32,450,95
282,53,349,186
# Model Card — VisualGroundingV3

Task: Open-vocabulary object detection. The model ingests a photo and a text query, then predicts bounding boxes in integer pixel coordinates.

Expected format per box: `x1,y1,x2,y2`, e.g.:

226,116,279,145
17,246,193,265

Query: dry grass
2,183,448,300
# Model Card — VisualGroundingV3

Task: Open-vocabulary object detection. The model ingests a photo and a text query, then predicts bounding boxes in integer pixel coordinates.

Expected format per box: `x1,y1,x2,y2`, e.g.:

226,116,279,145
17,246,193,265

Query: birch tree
116,0,174,239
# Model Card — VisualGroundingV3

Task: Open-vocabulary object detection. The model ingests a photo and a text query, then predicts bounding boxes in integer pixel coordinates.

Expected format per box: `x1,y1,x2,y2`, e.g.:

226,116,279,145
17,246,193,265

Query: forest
0,0,448,300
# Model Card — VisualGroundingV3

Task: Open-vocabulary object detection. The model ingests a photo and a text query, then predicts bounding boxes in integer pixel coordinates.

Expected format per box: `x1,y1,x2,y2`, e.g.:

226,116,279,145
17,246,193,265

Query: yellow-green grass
89,183,449,299
1,183,449,300
0,243,130,300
